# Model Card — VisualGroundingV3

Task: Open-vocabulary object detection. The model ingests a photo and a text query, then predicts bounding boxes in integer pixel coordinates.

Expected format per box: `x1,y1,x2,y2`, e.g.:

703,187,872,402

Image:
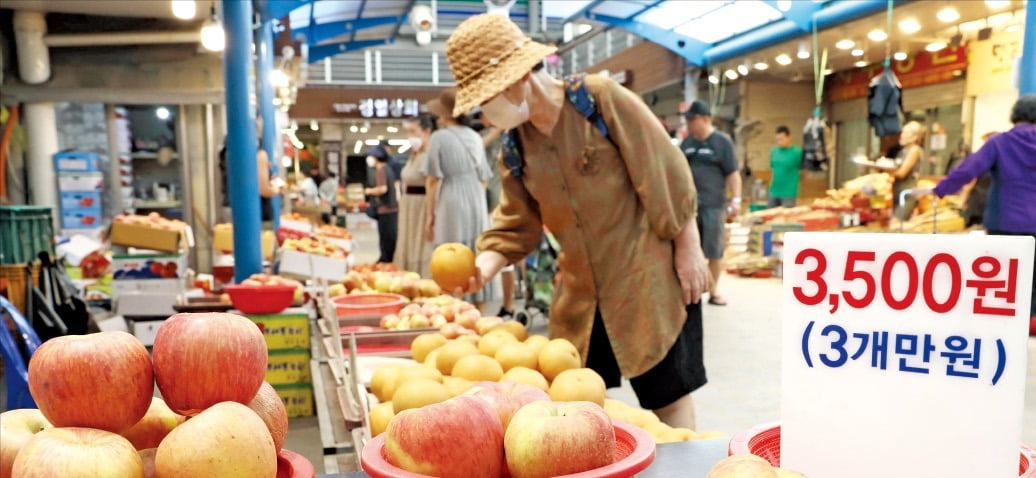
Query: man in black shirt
681,101,741,306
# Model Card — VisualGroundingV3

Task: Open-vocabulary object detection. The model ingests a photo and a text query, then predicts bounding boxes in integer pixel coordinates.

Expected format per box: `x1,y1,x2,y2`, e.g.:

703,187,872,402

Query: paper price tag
780,232,1033,478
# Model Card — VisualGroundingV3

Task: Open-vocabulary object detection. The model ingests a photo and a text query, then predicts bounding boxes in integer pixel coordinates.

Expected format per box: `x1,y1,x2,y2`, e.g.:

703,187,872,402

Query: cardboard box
273,383,314,417
212,224,275,259
278,249,348,281
280,218,313,233
112,254,186,280
128,318,167,346
110,222,184,253
266,348,312,385
244,308,310,350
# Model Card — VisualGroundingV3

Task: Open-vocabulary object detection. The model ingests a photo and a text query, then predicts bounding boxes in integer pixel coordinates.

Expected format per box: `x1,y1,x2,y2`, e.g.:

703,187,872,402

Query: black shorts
585,301,707,410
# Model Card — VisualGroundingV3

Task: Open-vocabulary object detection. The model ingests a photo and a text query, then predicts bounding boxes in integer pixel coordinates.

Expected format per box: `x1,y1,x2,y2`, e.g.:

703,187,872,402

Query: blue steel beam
564,0,605,25
759,0,824,31
309,38,394,63
704,0,904,65
293,15,401,45
1020,0,1036,95
259,0,314,21
349,0,368,42
586,12,708,66
627,0,665,20
222,0,262,281
392,0,417,38
257,19,282,232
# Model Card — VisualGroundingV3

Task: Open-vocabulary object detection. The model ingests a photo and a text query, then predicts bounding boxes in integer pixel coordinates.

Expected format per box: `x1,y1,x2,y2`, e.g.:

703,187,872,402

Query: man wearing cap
682,101,741,307
447,14,710,428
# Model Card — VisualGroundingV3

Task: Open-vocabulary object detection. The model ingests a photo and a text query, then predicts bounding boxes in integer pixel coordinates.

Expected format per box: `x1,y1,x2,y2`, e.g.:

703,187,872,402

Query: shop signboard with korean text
781,232,1033,478
827,46,967,102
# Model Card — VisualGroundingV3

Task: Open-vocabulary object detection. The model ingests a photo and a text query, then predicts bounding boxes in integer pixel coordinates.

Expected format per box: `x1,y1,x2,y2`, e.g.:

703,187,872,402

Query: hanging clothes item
868,68,903,137
802,116,830,171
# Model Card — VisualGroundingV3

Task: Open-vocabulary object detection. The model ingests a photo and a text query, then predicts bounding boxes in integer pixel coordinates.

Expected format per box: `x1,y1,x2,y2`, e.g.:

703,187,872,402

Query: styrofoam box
54,152,101,173
112,278,185,296
280,218,313,233
60,191,103,209
58,172,104,191
127,318,167,346
116,292,179,318
278,249,349,281
60,206,103,229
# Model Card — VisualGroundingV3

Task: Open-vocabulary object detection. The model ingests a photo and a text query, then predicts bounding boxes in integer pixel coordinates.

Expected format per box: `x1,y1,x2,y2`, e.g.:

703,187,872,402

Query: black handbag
41,253,90,335
25,260,68,342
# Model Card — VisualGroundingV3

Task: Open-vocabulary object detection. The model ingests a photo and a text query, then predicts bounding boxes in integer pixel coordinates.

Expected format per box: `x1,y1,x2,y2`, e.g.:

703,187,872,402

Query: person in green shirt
768,125,803,207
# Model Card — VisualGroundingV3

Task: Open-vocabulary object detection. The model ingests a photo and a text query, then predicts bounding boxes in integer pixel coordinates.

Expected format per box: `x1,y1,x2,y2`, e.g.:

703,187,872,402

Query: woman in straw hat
423,88,499,307
447,14,710,429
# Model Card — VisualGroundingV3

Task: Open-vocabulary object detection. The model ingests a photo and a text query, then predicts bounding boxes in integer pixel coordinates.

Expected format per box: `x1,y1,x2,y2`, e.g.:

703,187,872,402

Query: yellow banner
966,29,1022,96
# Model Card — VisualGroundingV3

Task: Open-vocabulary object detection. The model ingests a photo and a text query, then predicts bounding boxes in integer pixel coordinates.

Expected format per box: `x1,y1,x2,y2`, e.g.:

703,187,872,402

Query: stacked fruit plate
224,274,306,315
0,313,308,478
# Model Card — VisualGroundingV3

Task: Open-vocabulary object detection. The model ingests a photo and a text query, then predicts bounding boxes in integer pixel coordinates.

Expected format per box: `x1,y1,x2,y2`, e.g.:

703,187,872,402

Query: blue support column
257,19,281,232
223,0,262,281
1020,0,1036,95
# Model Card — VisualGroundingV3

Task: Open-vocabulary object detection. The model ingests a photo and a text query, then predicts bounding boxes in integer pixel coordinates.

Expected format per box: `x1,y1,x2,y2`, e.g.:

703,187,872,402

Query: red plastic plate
276,449,315,478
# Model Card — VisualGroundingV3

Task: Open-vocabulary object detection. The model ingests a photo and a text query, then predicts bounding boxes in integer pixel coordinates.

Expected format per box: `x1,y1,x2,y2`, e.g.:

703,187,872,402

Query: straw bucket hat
425,88,457,120
445,14,556,117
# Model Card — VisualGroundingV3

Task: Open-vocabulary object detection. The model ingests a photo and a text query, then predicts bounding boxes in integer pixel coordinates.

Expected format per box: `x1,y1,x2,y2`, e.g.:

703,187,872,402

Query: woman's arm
893,146,921,179
365,168,389,196
257,150,278,198
424,176,441,242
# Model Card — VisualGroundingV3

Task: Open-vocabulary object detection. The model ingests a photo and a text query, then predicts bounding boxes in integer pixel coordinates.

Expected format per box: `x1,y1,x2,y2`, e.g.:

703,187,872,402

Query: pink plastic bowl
361,420,656,478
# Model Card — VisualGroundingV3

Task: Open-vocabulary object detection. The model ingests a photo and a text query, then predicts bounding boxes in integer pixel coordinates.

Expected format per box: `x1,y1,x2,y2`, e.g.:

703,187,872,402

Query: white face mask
481,90,530,130
366,156,376,168
408,136,424,152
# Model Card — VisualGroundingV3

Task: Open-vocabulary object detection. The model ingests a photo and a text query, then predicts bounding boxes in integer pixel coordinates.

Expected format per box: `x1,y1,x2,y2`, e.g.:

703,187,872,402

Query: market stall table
322,438,729,478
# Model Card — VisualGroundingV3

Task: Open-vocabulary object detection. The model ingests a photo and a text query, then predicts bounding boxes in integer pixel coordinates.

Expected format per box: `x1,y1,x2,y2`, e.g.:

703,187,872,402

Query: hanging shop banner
966,29,1023,96
827,46,967,102
780,232,1033,478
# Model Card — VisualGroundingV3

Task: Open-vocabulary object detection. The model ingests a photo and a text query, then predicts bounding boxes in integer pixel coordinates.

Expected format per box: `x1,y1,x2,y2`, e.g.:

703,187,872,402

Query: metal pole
257,18,281,232
1020,0,1036,95
223,0,262,281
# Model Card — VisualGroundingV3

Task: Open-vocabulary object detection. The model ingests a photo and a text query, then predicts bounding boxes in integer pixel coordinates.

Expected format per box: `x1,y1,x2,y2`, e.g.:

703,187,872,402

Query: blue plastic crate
60,206,103,229
59,191,103,210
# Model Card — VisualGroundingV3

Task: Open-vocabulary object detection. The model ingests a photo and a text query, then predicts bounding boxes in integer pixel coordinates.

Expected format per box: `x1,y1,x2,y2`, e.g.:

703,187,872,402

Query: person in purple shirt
918,94,1036,316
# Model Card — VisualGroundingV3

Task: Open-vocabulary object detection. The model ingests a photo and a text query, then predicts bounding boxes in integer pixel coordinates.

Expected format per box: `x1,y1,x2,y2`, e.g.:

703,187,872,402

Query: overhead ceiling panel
541,0,595,19
674,0,782,43
634,0,727,30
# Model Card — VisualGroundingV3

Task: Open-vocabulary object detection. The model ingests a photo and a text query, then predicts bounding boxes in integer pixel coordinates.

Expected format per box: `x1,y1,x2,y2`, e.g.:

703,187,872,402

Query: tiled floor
287,226,1036,473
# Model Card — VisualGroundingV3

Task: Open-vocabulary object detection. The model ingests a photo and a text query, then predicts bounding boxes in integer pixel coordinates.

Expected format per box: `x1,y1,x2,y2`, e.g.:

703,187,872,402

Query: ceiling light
708,75,720,84
925,41,947,52
776,53,793,65
354,141,363,154
851,48,864,57
365,139,380,146
309,120,319,131
360,127,368,133
724,69,739,80
893,51,908,61
737,63,750,76
936,7,960,23
797,42,810,59
867,29,887,42
854,60,868,68
387,126,399,133
155,107,170,120
1005,24,1020,32
754,62,769,71
988,12,1013,25
281,156,292,168
200,17,225,52
823,68,833,75
289,119,298,130
899,18,921,34
270,69,289,88
985,0,1010,9
350,125,358,133
835,39,855,50
171,0,196,20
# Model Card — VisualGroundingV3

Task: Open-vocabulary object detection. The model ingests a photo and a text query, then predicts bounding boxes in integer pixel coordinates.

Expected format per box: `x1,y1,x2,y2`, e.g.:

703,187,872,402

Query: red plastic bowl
223,284,296,315
333,293,407,319
361,420,655,478
728,422,1036,477
277,449,315,478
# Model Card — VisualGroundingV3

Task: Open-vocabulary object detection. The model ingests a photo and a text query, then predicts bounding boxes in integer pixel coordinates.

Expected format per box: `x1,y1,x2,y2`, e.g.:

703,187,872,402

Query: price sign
780,232,1033,478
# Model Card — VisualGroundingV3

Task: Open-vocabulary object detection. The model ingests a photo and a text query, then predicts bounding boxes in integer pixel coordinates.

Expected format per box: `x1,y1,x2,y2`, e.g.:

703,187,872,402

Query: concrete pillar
23,103,59,214
1020,0,1036,95
222,0,262,281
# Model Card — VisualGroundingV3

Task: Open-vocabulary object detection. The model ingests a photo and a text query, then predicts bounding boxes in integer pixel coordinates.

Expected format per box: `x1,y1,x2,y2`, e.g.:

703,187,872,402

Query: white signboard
781,232,1033,478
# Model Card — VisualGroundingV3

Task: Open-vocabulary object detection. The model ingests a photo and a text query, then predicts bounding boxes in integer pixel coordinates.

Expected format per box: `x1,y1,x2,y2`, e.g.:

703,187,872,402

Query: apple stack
0,313,290,478
334,267,442,301
378,295,480,331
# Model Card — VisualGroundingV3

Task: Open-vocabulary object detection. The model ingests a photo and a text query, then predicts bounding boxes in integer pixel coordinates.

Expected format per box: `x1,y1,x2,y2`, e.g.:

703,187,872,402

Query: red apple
0,409,52,478
155,402,276,478
440,323,464,339
380,314,401,329
247,382,289,452
504,401,616,478
464,381,550,430
120,396,186,450
28,331,153,432
455,309,479,330
430,243,477,293
385,395,504,478
12,427,143,478
153,313,268,416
